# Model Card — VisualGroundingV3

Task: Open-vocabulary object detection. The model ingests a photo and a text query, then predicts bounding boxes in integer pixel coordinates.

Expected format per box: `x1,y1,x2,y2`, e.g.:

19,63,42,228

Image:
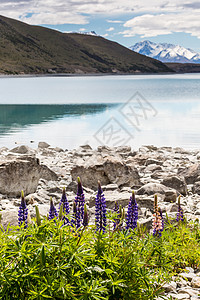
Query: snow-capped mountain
79,31,98,36
66,30,99,36
130,40,200,63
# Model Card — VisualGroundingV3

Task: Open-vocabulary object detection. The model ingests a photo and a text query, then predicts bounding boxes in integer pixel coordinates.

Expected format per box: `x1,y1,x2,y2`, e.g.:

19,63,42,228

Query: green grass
0,15,172,75
0,215,200,299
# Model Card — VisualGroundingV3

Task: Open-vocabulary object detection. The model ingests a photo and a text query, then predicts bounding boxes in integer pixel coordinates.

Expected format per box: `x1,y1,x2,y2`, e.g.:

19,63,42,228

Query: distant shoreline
0,71,200,79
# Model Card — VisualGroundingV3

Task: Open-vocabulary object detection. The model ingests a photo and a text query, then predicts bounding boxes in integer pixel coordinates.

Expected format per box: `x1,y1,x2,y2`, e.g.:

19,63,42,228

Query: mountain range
0,15,171,75
130,40,200,64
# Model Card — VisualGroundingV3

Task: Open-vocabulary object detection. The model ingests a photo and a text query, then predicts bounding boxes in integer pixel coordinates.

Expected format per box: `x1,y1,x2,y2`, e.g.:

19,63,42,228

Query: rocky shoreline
0,142,200,299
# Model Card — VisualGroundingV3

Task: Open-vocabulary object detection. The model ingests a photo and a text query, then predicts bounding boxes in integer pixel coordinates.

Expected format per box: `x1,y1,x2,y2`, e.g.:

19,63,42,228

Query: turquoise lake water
0,73,200,150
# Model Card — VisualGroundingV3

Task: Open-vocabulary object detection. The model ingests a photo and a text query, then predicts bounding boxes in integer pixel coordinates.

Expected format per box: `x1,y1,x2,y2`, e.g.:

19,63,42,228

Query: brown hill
0,15,172,75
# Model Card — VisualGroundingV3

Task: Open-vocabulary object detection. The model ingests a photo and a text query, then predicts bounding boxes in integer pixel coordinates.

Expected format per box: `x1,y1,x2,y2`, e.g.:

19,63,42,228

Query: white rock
178,287,200,297
163,281,177,293
185,267,194,273
191,276,200,288
180,272,195,282
168,293,190,299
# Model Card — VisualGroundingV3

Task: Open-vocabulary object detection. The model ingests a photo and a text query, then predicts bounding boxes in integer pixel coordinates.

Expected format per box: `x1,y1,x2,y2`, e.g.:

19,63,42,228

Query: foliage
0,215,200,300
0,182,199,299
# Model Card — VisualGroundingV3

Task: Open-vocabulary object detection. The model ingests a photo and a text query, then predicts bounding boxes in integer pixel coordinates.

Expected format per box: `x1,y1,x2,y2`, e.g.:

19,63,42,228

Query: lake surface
0,73,200,150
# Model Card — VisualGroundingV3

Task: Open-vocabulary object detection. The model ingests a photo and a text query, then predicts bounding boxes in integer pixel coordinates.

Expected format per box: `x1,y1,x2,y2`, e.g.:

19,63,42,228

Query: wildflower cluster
17,179,184,237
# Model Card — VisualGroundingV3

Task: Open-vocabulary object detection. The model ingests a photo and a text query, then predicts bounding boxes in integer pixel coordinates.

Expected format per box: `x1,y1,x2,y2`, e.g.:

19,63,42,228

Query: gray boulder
145,164,162,173
71,156,141,190
164,190,177,203
89,191,131,209
38,142,50,149
137,197,154,212
179,164,200,184
192,181,200,195
0,209,18,229
137,183,174,196
161,175,187,196
0,156,57,197
151,171,168,180
10,145,34,155
0,147,9,154
79,144,93,151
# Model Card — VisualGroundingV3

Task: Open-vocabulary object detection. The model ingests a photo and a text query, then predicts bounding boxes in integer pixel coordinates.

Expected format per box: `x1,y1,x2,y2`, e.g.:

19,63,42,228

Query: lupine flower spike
71,201,77,228
95,181,107,233
59,187,70,224
48,197,58,220
176,195,184,223
18,190,28,228
158,207,164,232
83,204,89,227
35,205,41,226
126,191,138,230
152,195,163,237
114,204,124,231
75,177,85,228
58,203,64,221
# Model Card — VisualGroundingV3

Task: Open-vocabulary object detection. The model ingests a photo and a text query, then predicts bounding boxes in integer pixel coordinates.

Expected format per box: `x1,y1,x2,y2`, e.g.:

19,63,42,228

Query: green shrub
0,216,200,299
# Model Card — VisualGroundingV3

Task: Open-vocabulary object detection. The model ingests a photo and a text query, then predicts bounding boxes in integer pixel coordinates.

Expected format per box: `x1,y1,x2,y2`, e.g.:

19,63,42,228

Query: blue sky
1,0,200,51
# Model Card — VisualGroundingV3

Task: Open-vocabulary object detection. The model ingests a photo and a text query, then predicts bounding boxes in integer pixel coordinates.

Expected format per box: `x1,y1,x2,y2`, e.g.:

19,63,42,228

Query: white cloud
79,28,86,31
121,12,200,39
22,13,88,25
1,0,200,34
106,27,114,32
107,20,123,23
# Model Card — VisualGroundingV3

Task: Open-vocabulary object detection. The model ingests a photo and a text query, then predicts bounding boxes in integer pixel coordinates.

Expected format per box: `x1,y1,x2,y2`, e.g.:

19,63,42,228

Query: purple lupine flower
48,198,58,220
176,196,184,222
75,204,81,229
18,190,28,228
83,204,89,227
113,201,120,230
59,187,70,225
95,181,107,233
75,177,85,227
126,191,138,230
71,201,77,228
158,207,164,232
152,195,163,237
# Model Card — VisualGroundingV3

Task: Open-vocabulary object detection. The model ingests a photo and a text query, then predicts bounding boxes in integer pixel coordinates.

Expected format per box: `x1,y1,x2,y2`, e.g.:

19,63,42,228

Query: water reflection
0,100,200,150
0,74,200,150
0,104,118,136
